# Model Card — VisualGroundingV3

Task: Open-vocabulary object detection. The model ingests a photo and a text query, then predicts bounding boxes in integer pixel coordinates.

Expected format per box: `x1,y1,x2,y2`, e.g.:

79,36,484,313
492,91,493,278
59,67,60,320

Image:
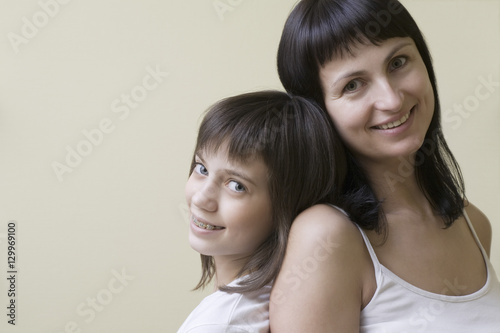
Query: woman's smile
320,37,435,164
372,107,413,130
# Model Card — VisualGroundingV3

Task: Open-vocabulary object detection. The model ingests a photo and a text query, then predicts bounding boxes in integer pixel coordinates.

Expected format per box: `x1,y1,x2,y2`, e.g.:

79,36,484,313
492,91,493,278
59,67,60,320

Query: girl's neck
213,256,247,291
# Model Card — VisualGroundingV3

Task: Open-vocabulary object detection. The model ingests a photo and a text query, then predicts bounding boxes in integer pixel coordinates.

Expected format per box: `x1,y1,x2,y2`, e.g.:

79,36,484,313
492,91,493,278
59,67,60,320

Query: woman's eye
389,56,407,71
343,79,363,93
194,163,208,176
228,180,246,193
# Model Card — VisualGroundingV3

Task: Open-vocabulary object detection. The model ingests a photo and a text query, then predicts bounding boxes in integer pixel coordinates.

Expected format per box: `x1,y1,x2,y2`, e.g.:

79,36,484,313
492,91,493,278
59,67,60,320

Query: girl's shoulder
178,284,270,333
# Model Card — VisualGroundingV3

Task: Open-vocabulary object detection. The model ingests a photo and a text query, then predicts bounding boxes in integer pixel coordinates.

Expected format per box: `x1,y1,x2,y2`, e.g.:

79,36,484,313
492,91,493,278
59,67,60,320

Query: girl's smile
191,214,225,231
185,145,273,265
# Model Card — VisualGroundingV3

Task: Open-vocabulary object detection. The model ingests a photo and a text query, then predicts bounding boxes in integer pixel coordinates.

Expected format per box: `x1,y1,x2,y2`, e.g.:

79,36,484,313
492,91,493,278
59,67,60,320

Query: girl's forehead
197,144,263,165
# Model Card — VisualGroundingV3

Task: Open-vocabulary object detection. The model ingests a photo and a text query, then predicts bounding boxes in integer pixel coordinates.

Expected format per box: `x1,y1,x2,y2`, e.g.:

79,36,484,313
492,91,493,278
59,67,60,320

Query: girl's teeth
193,217,224,230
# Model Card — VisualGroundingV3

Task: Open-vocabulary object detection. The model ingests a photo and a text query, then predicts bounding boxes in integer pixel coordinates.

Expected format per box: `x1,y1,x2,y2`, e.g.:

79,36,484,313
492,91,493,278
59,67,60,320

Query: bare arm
269,204,370,332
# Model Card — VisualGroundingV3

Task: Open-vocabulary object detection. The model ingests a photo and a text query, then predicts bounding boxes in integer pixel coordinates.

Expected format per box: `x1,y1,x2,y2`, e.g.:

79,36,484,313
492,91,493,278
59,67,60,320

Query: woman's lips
373,107,414,130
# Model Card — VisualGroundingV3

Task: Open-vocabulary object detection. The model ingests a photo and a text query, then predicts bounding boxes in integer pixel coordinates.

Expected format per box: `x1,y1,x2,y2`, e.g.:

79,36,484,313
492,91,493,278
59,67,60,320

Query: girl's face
319,37,434,167
185,145,273,266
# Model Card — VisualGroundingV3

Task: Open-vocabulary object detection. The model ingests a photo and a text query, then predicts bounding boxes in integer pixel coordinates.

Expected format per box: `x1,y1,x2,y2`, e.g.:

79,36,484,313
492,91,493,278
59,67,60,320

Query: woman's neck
359,154,432,215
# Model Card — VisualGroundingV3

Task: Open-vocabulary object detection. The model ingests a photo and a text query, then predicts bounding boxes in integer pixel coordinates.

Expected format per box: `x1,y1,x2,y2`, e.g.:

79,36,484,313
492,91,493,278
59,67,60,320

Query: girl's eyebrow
330,41,413,89
196,154,256,186
223,168,256,186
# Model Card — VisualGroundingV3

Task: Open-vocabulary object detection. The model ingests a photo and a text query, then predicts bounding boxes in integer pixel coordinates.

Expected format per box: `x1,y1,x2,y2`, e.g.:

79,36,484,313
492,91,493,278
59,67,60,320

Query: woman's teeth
193,217,224,230
376,111,411,130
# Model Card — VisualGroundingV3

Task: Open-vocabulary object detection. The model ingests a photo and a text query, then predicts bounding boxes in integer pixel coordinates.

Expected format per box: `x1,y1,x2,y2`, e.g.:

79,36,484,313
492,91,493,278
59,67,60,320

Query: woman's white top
177,276,270,333
357,210,500,332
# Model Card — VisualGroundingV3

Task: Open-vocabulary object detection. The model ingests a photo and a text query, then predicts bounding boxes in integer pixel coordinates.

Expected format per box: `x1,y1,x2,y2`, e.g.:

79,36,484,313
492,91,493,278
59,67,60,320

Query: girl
177,90,345,332
270,0,500,332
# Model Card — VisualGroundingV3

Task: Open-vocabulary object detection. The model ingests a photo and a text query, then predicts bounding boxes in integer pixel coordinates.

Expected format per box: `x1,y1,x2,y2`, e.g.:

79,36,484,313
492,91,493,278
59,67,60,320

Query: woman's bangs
310,0,414,66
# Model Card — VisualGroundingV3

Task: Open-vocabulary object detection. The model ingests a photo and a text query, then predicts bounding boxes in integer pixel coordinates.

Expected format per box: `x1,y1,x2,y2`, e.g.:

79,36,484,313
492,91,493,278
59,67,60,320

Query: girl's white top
357,210,500,332
177,276,270,333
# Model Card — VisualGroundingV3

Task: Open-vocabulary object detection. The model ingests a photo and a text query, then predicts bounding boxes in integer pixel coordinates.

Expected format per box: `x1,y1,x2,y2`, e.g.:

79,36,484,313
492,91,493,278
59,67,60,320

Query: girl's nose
191,182,218,212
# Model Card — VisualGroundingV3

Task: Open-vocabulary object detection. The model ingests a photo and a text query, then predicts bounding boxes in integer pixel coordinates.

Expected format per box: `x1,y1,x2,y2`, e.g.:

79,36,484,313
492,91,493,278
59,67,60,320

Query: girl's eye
194,163,208,176
227,180,246,193
343,79,364,93
389,56,407,71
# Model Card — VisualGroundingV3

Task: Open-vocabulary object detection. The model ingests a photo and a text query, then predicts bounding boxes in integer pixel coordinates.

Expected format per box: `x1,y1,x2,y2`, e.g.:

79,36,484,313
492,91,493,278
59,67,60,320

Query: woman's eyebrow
383,41,413,64
329,41,413,89
331,70,368,89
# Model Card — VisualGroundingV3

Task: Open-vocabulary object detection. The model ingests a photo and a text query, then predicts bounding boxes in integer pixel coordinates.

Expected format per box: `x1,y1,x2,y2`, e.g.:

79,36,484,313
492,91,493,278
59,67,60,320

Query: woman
270,0,500,332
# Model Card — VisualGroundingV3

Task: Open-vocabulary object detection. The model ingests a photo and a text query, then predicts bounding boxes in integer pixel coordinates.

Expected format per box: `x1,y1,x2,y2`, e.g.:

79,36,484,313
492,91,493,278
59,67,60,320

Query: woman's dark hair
277,0,465,232
190,90,346,293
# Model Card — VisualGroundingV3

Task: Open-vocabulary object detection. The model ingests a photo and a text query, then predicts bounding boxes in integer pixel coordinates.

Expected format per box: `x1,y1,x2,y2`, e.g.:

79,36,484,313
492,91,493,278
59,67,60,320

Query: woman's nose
373,79,403,112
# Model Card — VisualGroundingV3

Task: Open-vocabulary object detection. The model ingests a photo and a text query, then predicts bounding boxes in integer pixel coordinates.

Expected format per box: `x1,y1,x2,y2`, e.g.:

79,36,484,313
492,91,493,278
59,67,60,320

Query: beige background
0,0,498,332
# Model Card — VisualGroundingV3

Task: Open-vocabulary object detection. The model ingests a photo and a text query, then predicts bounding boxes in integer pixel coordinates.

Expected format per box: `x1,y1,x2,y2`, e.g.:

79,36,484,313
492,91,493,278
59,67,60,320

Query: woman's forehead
326,37,414,63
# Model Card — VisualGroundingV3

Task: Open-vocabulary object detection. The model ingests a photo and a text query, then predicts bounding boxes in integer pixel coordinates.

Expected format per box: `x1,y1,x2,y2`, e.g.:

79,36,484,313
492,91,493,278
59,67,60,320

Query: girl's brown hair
190,90,345,293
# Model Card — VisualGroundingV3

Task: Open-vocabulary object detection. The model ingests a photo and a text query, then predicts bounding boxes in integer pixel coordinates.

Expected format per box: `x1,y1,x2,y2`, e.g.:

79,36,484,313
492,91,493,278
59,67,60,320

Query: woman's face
319,37,434,166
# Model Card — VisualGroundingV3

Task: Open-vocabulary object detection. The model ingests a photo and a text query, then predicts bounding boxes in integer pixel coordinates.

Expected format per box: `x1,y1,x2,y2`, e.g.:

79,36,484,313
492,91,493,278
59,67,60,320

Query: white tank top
357,211,500,332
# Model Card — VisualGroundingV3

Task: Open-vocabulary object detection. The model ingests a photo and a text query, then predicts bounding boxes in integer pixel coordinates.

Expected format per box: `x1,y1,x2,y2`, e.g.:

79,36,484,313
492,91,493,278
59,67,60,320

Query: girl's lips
192,216,225,230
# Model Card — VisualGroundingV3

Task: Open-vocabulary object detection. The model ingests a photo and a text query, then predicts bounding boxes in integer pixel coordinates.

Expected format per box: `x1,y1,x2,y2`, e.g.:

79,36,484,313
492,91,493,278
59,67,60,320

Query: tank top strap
325,204,383,271
353,223,383,270
462,209,489,261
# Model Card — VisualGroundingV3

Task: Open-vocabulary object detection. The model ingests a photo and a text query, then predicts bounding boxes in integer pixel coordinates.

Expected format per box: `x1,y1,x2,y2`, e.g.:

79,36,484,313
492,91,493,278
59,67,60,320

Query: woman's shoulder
464,201,492,255
290,204,363,246
285,203,370,282
270,204,371,331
